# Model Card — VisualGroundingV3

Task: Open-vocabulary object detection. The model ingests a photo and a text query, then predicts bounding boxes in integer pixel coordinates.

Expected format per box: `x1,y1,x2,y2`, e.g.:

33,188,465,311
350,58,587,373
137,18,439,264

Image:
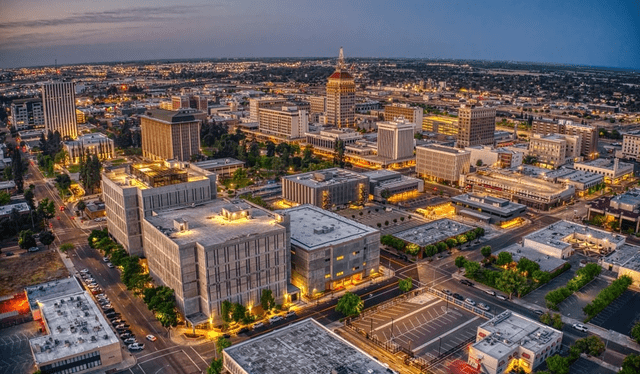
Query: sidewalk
100,346,137,373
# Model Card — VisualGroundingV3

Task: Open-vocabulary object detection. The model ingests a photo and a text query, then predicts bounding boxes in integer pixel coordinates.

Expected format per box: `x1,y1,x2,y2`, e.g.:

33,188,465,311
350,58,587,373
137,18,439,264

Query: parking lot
0,321,42,374
569,357,617,374
351,293,484,360
558,277,610,320
590,289,640,336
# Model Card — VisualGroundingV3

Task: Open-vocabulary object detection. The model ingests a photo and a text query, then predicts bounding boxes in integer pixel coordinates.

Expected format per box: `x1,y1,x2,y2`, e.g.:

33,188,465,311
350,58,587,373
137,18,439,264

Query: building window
352,266,360,271
336,256,344,261
325,274,331,279
336,271,344,277
352,251,360,255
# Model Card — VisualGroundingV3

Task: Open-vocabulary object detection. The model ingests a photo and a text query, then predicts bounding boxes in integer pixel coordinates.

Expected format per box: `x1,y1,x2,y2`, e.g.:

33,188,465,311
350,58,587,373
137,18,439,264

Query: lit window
325,274,331,279
336,271,344,277
336,256,344,261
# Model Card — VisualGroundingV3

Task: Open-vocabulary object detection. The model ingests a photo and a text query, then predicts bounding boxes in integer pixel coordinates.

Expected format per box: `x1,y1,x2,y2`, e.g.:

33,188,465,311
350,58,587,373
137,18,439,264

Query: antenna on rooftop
338,47,345,71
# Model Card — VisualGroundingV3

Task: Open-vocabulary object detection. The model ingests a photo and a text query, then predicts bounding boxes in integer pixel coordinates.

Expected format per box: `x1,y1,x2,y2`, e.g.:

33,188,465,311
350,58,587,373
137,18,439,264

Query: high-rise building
101,161,216,256
416,144,470,185
249,97,288,122
377,119,415,161
308,95,327,115
326,47,356,128
383,103,423,132
140,109,202,162
621,131,640,161
42,81,78,139
10,98,44,130
258,106,308,139
457,105,496,148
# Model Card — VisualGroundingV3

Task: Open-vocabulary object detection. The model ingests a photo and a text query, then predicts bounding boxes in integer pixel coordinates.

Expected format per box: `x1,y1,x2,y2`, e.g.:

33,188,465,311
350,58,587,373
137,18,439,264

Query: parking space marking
373,299,442,331
413,316,480,352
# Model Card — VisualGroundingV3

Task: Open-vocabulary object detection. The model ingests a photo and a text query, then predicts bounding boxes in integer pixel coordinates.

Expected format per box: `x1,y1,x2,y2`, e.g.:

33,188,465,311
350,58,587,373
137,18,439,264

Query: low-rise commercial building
362,170,424,202
528,133,581,168
468,310,563,374
573,158,633,184
194,158,245,178
599,244,640,287
416,144,470,185
64,133,115,164
531,119,598,159
223,318,389,374
258,105,308,139
466,146,523,168
143,199,290,326
465,170,575,210
502,244,568,273
384,103,423,131
26,277,122,374
523,220,625,259
283,205,379,297
0,201,30,218
588,188,640,233
101,161,216,256
394,219,474,248
451,194,526,224
281,168,369,209
518,166,604,196
422,115,458,135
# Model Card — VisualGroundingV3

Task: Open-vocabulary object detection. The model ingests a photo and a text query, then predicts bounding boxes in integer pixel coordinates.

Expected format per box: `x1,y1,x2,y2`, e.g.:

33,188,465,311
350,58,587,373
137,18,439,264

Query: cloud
0,4,206,30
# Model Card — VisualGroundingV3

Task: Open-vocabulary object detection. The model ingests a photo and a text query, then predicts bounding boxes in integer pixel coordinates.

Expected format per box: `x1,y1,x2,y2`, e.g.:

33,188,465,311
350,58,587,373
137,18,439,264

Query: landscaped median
544,263,601,310
583,275,632,322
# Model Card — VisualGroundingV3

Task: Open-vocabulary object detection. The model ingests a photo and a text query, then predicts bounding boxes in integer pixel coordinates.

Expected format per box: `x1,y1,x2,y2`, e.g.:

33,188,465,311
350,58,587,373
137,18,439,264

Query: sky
1,0,639,69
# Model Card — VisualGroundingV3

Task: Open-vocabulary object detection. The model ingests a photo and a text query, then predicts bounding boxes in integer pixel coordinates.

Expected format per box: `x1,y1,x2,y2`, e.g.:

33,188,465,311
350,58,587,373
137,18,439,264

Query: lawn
0,250,69,296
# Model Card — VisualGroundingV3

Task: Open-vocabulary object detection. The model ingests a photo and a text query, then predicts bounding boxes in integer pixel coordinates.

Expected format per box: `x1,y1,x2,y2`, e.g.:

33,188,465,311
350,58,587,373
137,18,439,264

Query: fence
425,287,495,320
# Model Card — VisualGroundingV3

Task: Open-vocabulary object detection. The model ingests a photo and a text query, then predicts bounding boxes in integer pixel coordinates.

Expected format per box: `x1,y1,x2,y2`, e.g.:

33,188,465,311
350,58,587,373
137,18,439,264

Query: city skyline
1,0,639,70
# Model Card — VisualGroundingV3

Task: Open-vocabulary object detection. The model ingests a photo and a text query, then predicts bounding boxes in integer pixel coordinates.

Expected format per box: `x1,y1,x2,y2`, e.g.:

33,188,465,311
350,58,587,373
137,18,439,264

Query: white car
107,263,115,268
128,343,144,351
572,323,588,332
80,269,89,273
268,316,283,323
465,298,476,306
146,334,157,342
484,290,496,296
496,295,508,301
477,303,490,311
253,322,264,329
103,257,109,262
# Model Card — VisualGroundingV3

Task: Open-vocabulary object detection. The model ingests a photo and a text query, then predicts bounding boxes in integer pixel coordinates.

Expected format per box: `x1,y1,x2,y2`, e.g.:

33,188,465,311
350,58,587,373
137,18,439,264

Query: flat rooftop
472,311,562,358
28,280,119,364
104,161,209,190
194,158,245,169
610,188,640,209
602,244,640,269
140,108,203,124
0,201,30,216
394,219,473,247
25,277,83,310
467,171,573,196
64,133,112,146
524,220,625,250
502,244,568,273
575,158,633,171
283,205,378,251
144,199,285,247
452,194,526,215
417,144,469,155
223,318,389,374
282,168,367,188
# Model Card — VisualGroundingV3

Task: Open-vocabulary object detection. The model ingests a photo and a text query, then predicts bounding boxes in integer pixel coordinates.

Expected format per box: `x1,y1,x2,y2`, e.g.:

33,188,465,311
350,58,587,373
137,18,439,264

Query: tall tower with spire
326,47,355,128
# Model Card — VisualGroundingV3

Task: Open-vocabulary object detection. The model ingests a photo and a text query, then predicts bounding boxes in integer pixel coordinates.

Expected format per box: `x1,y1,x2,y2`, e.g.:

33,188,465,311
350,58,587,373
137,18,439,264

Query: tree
221,300,233,323
399,278,412,293
24,187,35,210
37,198,56,221
207,358,223,374
12,147,24,192
476,159,483,167
77,200,86,211
436,242,448,253
335,292,363,317
405,243,420,256
496,251,513,266
517,257,540,277
0,191,10,206
333,139,345,167
54,149,69,166
18,230,36,249
620,354,640,374
631,321,640,344
480,246,492,258
216,336,231,354
39,230,55,249
455,256,467,271
532,270,551,284
260,289,275,312
445,238,457,248
496,270,526,299
232,303,246,323
464,261,481,278
545,354,569,374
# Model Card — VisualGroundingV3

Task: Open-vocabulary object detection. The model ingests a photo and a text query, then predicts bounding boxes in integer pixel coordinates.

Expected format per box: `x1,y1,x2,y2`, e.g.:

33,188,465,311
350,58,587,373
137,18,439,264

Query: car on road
465,298,476,306
103,257,109,262
128,343,144,351
484,290,496,296
496,294,508,301
80,269,89,273
237,327,249,334
253,322,265,329
123,338,136,345
452,293,464,301
269,316,283,323
477,303,490,311
532,310,544,316
460,279,474,286
28,246,40,252
107,262,115,268
284,311,297,318
572,323,588,332
101,304,113,310
146,335,157,342
441,289,452,296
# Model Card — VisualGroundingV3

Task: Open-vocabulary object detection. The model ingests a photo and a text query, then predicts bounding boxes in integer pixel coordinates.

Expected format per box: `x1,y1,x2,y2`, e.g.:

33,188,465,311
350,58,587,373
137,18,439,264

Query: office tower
249,97,288,122
528,134,581,168
142,199,289,325
172,95,190,110
457,104,496,148
383,103,423,132
258,106,308,139
190,95,209,111
377,118,415,160
326,47,355,127
309,95,327,115
42,81,78,139
416,144,470,185
10,98,44,130
140,109,201,162
101,161,216,256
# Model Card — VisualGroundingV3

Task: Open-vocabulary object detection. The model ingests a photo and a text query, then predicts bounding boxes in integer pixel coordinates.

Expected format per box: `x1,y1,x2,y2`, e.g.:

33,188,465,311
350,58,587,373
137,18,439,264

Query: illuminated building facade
377,118,415,161
383,103,423,131
281,168,369,208
326,48,356,127
42,81,78,139
140,109,202,162
457,105,496,148
10,98,44,130
531,119,598,160
416,144,470,185
64,133,115,164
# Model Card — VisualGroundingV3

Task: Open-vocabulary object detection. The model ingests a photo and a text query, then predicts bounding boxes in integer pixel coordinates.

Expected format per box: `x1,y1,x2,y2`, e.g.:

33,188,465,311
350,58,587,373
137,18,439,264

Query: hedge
545,263,601,309
583,275,632,320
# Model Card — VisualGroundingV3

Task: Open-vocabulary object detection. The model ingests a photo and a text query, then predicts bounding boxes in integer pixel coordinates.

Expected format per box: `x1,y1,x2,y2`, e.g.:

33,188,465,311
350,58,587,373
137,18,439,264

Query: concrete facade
531,119,598,159
326,48,356,128
281,168,369,208
573,158,634,184
416,144,470,185
64,133,115,164
258,106,308,139
457,105,496,148
10,98,44,130
42,81,78,140
377,118,415,161
383,103,423,132
140,109,202,162
528,133,581,168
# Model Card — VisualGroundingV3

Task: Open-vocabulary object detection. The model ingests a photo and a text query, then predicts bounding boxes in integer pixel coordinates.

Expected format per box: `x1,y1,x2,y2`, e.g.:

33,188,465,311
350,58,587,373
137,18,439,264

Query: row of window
41,351,101,374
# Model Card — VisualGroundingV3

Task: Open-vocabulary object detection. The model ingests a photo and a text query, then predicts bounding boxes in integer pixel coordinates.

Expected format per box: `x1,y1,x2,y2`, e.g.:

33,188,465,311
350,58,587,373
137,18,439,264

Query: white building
64,133,115,164
377,118,415,161
573,158,634,184
258,106,308,139
621,131,640,161
10,98,44,130
249,97,288,122
416,144,470,185
466,146,523,168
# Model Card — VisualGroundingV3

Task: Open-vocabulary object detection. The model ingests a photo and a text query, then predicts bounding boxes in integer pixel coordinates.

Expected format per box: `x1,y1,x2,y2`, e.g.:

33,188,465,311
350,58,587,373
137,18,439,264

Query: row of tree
541,336,606,374
583,275,632,319
545,263,601,309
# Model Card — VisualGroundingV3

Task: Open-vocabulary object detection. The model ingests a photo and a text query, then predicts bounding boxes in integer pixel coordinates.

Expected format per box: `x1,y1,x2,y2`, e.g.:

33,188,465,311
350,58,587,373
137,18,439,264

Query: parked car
484,290,496,296
103,308,115,314
441,289,452,296
103,257,109,262
452,293,464,301
237,327,249,334
477,303,490,311
253,322,265,329
128,343,144,351
123,338,136,345
460,279,474,286
465,298,476,306
284,311,297,318
119,333,132,339
110,319,122,325
80,269,89,273
105,313,117,318
269,315,283,323
107,263,115,268
222,333,231,339
496,294,508,301
533,310,544,316
572,323,588,332
5,252,14,257
146,335,157,342
115,324,130,329
28,246,40,252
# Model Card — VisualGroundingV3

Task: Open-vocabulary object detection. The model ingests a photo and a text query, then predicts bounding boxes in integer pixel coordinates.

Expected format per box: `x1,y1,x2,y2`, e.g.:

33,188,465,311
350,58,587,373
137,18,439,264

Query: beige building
10,98,44,130
377,118,415,161
416,144,470,185
326,48,356,127
101,161,216,256
172,95,190,110
140,108,202,162
423,115,459,135
281,168,369,209
308,95,327,115
258,106,308,139
457,105,496,148
42,81,78,140
528,133,581,168
621,131,640,161
466,146,523,168
531,119,598,159
64,133,115,164
142,199,290,326
27,278,122,374
573,158,634,184
383,103,423,132
249,97,288,122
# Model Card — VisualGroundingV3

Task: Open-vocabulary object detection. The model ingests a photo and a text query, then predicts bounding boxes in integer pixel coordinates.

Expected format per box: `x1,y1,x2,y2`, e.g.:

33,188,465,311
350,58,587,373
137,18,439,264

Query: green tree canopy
496,251,513,266
455,256,467,269
335,292,363,317
620,353,640,374
399,278,413,293
39,230,55,248
18,230,36,249
480,246,492,258
545,354,569,374
260,289,275,312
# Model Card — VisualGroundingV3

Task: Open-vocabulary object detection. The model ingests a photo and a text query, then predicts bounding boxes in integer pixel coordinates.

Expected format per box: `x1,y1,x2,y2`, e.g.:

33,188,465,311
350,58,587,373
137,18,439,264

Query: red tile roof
329,71,353,79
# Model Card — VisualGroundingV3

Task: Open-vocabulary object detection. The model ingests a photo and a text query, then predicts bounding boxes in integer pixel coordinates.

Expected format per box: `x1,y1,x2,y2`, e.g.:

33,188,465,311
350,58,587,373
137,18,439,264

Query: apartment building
249,97,288,122
101,161,216,256
457,105,496,148
42,81,78,139
528,134,581,168
10,98,44,130
308,96,327,115
140,109,202,162
416,144,470,185
258,106,308,139
621,131,640,161
531,119,598,159
377,118,415,161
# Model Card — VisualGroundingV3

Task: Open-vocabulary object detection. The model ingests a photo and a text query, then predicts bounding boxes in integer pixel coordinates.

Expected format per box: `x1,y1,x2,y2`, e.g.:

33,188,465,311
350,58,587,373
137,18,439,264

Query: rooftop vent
314,226,335,234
